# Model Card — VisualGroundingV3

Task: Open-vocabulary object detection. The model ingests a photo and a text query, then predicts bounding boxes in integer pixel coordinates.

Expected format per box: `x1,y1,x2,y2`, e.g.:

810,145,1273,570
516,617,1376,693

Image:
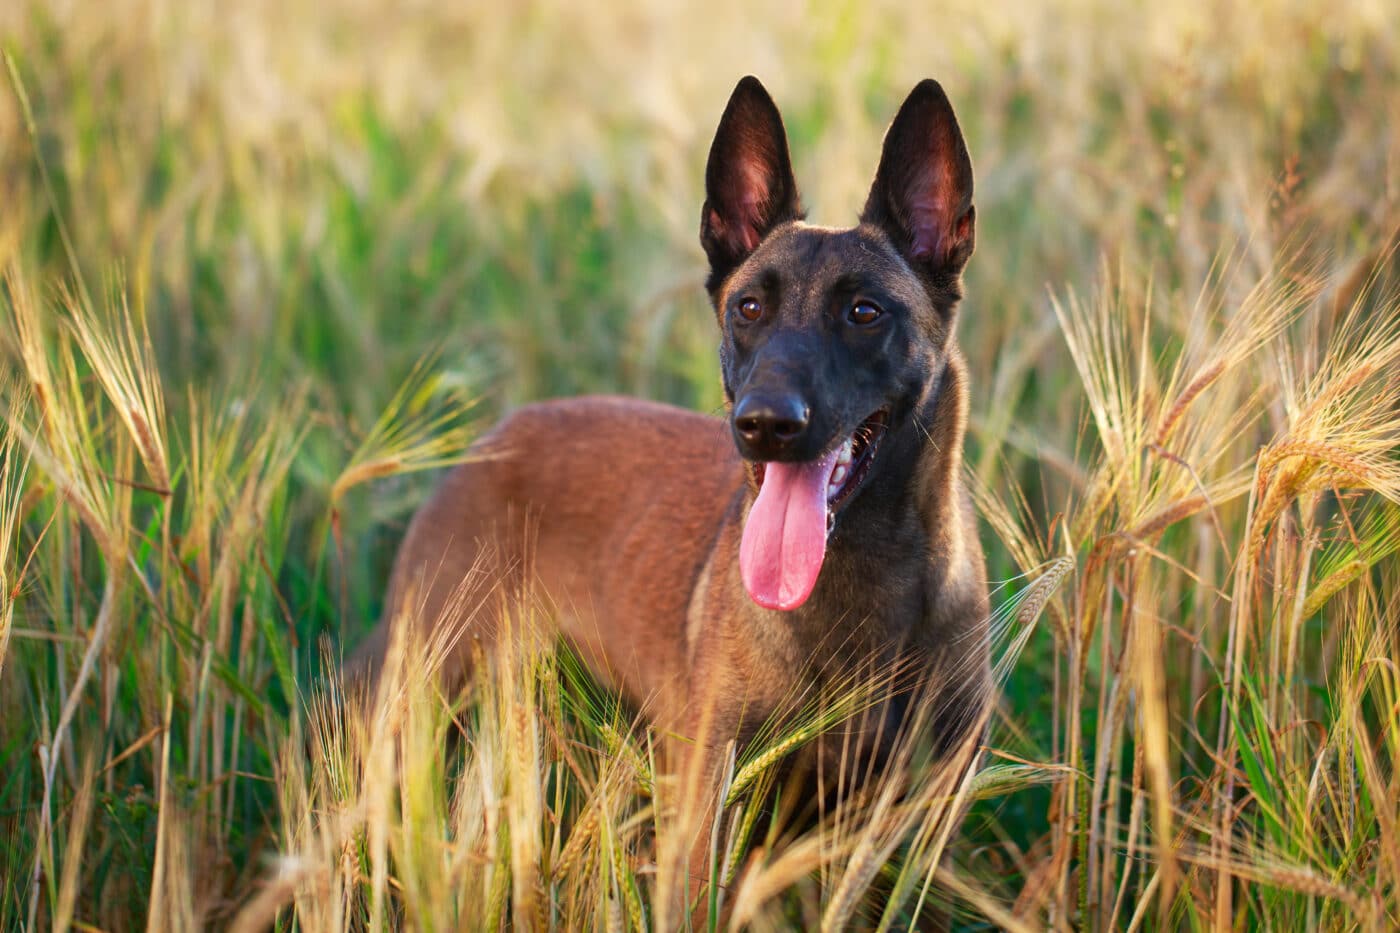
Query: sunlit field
3,0,1400,929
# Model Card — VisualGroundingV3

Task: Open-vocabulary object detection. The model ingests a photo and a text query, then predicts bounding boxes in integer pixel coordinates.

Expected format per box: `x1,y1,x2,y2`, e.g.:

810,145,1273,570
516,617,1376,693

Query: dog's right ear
700,76,803,293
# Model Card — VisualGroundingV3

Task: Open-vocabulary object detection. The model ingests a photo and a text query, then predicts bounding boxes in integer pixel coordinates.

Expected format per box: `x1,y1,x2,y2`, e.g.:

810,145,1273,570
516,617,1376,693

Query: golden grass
3,0,1400,929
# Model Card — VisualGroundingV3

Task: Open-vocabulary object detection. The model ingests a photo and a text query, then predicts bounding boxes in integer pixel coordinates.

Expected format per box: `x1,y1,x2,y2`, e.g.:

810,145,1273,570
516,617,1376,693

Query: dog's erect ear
861,80,975,281
700,76,803,292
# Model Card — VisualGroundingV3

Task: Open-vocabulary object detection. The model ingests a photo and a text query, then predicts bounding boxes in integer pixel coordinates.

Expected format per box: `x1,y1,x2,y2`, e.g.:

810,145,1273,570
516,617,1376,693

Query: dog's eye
848,301,882,325
738,298,763,321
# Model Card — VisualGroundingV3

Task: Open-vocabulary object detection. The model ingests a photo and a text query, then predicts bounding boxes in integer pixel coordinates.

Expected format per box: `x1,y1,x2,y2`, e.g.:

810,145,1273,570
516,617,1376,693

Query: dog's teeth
831,464,848,486
838,438,854,464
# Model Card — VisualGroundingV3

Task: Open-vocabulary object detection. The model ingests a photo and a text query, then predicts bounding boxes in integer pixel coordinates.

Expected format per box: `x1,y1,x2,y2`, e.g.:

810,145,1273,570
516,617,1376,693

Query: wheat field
2,0,1400,929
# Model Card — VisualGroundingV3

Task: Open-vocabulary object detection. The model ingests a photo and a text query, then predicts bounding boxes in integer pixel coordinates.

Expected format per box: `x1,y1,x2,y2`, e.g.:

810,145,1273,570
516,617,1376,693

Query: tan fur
351,77,992,921
355,363,986,737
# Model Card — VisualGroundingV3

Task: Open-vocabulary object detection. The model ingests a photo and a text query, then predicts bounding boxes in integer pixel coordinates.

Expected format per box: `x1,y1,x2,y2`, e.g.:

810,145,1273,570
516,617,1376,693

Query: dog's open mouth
739,410,889,612
749,409,888,514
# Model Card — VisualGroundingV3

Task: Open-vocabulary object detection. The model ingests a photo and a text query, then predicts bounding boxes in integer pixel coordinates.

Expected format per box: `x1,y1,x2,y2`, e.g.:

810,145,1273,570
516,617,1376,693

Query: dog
352,75,990,918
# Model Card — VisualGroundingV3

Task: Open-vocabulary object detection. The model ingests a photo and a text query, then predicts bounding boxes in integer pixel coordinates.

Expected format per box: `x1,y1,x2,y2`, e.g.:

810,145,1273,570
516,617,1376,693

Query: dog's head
700,76,975,612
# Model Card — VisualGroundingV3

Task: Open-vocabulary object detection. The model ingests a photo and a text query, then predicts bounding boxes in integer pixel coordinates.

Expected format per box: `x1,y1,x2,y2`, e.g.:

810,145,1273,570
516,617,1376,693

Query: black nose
733,392,810,458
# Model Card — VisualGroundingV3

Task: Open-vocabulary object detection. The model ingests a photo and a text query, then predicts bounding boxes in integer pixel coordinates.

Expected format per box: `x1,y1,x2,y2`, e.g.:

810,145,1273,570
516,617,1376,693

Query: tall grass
2,0,1399,929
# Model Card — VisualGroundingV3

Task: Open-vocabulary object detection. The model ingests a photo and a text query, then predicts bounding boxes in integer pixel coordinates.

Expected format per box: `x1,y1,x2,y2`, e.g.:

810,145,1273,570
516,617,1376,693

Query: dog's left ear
701,76,804,293
861,80,975,281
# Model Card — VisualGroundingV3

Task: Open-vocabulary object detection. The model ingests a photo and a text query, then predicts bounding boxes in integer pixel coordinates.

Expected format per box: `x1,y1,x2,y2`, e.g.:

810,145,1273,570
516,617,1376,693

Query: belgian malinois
353,75,990,915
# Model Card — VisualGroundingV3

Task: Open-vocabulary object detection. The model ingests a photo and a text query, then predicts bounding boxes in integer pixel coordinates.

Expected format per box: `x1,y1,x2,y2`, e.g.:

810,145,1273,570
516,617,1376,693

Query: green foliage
2,0,1399,929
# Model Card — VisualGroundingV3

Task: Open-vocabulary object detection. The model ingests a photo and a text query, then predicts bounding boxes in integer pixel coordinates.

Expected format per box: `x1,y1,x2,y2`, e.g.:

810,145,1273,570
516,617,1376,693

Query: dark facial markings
714,222,947,487
721,225,936,342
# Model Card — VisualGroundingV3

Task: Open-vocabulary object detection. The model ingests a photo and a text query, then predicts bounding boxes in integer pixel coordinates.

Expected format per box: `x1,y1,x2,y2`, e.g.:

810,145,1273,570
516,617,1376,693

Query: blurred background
4,0,1394,590
3,0,1399,927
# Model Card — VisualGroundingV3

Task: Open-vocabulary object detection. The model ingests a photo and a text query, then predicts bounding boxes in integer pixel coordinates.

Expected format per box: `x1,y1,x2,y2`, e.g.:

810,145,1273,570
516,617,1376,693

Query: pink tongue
739,450,838,611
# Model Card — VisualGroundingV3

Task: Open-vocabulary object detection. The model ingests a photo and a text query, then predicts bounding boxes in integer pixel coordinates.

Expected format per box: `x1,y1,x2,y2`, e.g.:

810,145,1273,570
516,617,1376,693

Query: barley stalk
1301,559,1367,618
600,721,653,795
330,457,404,504
605,892,623,933
125,405,171,494
823,834,883,930
28,572,121,930
485,816,511,930
608,833,644,933
726,720,825,806
553,802,602,881
1262,440,1373,481
1127,495,1209,540
1304,363,1374,419
1016,556,1076,625
1154,359,1225,447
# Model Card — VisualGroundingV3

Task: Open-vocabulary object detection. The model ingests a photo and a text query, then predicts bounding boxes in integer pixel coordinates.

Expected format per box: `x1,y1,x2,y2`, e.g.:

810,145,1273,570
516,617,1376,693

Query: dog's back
362,396,744,727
